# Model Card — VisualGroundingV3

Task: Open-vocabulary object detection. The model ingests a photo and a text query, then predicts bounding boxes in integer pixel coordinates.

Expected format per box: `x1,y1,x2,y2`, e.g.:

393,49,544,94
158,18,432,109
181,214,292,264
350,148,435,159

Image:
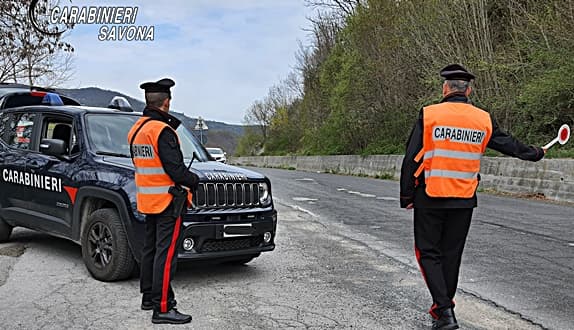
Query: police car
0,91,277,282
0,83,80,108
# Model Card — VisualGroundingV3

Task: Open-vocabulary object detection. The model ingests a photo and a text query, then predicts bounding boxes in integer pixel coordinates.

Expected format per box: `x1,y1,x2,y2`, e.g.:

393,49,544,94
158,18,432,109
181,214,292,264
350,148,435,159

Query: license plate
223,223,253,238
226,215,240,222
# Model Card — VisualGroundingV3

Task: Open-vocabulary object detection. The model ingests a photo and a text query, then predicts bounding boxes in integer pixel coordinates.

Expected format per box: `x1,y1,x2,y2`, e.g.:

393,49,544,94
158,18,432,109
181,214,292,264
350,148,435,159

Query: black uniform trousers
140,212,183,313
414,208,473,319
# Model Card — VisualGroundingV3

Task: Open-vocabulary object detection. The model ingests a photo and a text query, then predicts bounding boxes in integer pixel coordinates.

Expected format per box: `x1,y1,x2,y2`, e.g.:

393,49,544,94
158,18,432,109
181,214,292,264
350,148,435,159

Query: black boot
152,308,192,324
141,298,153,311
432,308,459,330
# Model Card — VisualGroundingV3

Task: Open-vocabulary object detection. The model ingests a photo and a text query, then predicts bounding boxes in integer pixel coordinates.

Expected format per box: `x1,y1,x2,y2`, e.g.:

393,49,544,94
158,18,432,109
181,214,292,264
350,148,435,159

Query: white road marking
274,198,319,217
291,205,318,217
376,197,399,201
295,178,315,182
292,197,318,202
338,187,395,200
347,191,376,198
568,243,574,247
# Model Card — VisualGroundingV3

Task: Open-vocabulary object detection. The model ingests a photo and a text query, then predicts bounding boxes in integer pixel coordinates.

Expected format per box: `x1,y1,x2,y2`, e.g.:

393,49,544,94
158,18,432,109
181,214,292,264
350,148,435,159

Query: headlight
259,182,271,206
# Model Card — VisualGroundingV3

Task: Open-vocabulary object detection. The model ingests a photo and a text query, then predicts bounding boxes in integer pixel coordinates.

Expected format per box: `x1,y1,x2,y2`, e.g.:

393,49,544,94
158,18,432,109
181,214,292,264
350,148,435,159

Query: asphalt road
0,167,571,329
256,167,574,330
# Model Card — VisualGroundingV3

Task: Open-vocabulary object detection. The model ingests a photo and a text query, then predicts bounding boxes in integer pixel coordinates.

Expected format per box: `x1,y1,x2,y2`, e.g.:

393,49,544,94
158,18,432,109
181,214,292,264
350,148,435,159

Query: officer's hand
406,203,414,209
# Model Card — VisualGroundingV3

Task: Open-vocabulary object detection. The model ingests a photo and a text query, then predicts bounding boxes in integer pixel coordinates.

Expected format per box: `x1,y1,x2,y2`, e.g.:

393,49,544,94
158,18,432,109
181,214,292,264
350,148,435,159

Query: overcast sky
62,0,312,124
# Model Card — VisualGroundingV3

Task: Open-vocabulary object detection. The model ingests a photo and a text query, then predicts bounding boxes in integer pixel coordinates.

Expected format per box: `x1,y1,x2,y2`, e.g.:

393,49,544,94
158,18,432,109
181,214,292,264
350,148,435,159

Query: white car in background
206,147,227,163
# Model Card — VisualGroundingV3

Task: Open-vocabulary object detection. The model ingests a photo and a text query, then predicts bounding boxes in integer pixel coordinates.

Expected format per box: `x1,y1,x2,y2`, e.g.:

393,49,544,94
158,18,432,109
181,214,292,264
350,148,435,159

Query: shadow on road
7,228,263,282
9,229,82,258
176,259,263,280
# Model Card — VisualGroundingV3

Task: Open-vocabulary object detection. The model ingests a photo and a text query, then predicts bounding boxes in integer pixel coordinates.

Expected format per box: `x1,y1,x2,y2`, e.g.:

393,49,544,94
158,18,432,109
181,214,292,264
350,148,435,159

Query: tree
244,100,274,143
0,0,74,86
235,126,265,156
245,0,574,156
305,0,363,18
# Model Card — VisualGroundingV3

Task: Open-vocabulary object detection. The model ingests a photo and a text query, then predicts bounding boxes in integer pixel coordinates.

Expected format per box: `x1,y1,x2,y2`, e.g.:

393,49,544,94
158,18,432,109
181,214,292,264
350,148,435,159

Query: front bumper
177,209,277,259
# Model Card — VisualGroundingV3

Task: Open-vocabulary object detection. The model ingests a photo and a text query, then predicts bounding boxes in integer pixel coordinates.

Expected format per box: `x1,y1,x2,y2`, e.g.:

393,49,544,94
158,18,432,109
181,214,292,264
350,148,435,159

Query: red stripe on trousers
415,245,440,319
161,216,182,313
429,303,439,319
414,245,429,285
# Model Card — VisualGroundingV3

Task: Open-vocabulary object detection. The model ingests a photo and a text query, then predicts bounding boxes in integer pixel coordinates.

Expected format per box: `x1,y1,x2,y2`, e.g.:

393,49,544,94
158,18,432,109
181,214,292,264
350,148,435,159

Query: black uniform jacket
142,106,199,192
399,94,544,209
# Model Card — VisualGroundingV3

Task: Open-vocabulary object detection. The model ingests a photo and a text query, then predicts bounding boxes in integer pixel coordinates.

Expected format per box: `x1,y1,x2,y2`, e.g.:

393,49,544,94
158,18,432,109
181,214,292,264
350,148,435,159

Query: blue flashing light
42,93,64,106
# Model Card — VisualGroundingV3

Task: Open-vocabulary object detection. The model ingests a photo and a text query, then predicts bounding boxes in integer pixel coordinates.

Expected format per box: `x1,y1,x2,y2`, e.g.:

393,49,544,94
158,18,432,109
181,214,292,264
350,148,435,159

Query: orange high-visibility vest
416,102,493,198
127,118,186,214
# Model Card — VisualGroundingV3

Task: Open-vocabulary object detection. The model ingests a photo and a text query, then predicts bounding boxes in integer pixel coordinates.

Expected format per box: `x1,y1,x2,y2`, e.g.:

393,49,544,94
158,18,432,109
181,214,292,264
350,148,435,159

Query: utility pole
194,116,209,145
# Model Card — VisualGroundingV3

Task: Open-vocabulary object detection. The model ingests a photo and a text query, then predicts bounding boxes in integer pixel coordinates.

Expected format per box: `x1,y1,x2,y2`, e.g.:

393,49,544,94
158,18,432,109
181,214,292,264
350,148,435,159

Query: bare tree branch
1,0,75,86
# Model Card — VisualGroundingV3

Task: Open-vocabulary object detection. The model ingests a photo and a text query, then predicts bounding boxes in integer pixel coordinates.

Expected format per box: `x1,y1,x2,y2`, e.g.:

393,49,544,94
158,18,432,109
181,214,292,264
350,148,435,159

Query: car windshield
207,148,223,155
85,113,211,162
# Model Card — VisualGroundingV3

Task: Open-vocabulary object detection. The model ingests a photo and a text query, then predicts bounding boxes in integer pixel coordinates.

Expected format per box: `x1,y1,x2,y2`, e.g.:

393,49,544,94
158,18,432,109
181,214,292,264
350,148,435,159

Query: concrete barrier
230,155,574,203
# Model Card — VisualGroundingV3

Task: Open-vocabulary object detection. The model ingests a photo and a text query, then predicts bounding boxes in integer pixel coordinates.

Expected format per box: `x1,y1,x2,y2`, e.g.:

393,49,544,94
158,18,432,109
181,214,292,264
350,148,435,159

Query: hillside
242,1,574,157
57,87,245,155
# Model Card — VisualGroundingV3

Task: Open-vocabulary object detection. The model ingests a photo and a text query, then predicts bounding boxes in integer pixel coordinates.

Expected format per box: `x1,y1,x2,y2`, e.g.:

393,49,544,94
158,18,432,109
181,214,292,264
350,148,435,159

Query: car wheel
225,253,260,266
81,208,135,281
0,217,13,243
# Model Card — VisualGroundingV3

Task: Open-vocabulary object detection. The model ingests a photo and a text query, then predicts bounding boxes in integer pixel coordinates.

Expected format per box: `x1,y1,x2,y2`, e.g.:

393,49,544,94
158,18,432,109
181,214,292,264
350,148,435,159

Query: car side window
0,113,10,145
6,113,36,150
42,117,79,155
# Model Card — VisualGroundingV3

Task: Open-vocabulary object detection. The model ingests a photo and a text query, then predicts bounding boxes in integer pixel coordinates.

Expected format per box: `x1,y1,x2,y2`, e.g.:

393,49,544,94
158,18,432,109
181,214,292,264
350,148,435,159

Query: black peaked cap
139,78,175,95
439,64,475,81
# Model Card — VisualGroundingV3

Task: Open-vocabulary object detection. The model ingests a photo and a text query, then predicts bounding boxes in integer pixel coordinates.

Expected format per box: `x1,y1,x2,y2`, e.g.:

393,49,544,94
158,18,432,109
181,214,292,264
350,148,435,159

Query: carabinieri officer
400,64,545,330
128,78,199,325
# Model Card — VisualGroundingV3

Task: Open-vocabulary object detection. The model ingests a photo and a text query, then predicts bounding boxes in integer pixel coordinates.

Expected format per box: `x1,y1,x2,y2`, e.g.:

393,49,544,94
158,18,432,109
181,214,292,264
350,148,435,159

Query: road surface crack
478,220,568,244
296,211,551,330
458,288,547,330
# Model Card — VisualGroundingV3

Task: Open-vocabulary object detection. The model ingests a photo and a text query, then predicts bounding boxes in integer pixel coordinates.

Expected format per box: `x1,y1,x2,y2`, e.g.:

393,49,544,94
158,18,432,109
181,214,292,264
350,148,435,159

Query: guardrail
231,155,574,203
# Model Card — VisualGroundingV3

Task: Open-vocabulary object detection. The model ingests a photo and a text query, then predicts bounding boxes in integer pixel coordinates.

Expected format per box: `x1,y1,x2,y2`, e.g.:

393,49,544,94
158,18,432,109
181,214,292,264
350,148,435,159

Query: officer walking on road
400,64,545,330
128,78,199,325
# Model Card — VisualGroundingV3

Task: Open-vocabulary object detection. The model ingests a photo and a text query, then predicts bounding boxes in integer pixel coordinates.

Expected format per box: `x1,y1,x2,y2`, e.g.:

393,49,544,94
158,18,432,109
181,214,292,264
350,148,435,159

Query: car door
24,113,81,237
0,111,39,225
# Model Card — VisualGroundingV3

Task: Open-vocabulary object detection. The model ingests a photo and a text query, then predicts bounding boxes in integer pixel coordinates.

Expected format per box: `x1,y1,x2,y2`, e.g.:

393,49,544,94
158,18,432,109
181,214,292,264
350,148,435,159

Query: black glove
168,185,188,218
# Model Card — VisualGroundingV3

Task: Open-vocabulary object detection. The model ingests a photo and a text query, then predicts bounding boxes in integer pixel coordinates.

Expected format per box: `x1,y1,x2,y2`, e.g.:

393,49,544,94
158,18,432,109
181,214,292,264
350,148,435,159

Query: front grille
200,237,263,253
194,182,261,209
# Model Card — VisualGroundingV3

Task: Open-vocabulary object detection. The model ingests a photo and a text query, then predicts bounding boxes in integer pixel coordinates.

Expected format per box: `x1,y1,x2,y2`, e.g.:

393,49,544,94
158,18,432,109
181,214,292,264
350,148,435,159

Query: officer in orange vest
400,64,545,330
128,78,199,325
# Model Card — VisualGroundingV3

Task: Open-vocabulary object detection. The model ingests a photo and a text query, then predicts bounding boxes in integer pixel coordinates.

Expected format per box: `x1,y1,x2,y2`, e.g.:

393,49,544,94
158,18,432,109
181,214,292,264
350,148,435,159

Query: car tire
0,217,13,243
81,208,136,282
226,253,260,266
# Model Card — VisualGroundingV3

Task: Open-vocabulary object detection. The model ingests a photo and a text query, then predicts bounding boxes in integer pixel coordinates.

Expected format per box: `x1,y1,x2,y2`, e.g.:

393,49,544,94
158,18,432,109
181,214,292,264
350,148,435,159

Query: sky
60,0,313,124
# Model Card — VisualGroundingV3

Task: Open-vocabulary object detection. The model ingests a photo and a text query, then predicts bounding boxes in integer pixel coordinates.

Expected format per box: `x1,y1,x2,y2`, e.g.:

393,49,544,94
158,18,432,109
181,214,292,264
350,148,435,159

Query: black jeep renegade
0,95,276,282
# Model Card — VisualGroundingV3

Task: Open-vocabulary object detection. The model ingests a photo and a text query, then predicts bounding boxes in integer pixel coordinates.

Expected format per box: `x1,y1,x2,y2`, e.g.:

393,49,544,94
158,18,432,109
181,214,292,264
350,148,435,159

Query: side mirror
40,139,66,157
